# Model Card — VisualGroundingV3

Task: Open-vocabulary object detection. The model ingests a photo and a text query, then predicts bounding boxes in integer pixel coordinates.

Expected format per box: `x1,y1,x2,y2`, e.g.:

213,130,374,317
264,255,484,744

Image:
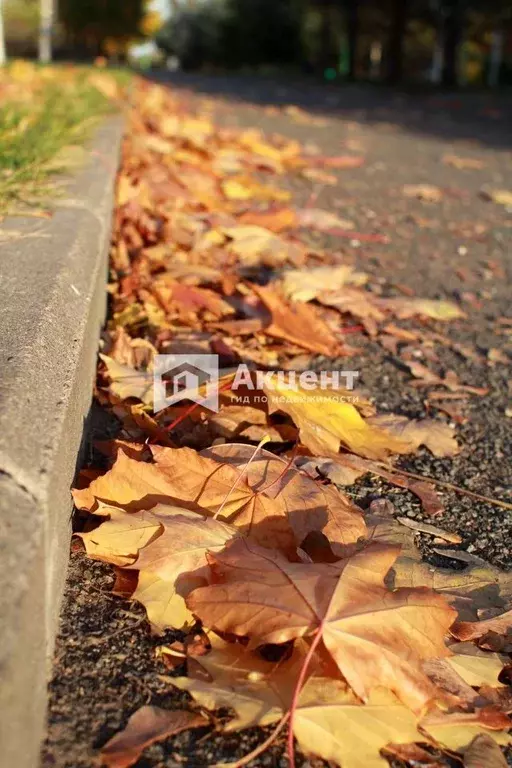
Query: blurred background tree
0,0,510,87
59,0,146,58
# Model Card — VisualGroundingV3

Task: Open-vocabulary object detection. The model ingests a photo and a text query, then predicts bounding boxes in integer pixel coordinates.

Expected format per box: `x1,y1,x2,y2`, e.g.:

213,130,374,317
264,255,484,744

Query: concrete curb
0,116,123,768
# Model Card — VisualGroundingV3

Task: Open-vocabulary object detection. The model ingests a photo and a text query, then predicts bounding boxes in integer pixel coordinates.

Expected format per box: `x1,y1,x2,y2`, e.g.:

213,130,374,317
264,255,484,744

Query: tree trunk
0,0,6,67
39,0,54,63
387,0,407,83
442,0,462,87
345,0,359,80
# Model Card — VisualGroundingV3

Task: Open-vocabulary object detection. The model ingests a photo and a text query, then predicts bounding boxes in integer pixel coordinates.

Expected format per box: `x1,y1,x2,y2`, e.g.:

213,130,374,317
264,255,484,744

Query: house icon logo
153,354,219,413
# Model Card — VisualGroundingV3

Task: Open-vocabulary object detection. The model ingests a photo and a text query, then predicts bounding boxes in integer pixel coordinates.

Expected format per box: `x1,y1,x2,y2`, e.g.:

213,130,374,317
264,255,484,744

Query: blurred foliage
59,0,146,56
156,0,303,70
153,0,512,86
3,0,39,51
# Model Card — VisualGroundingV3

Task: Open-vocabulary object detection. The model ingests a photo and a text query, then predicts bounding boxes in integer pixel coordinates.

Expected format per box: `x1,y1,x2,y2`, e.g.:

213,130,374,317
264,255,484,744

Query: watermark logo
153,354,359,413
153,354,219,413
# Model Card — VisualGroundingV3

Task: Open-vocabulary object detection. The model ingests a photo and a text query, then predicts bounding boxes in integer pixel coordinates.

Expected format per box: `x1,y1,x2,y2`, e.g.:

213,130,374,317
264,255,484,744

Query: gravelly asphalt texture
43,75,512,768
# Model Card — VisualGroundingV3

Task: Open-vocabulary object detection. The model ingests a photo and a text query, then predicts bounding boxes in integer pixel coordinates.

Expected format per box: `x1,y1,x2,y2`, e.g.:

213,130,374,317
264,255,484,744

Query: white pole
0,0,7,67
39,0,54,64
430,17,444,84
488,28,503,88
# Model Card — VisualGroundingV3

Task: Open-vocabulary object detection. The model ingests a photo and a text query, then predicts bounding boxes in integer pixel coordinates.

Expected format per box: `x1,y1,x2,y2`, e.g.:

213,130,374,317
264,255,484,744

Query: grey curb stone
0,116,123,768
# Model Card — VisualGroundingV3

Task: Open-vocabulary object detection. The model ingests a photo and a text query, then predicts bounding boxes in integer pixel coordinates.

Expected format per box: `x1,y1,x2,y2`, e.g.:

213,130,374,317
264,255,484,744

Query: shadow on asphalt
146,71,512,151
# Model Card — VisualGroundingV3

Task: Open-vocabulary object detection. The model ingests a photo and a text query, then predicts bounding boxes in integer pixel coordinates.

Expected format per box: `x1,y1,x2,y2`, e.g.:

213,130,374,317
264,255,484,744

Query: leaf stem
213,434,271,520
373,463,512,512
287,622,325,768
257,441,299,495
211,712,290,768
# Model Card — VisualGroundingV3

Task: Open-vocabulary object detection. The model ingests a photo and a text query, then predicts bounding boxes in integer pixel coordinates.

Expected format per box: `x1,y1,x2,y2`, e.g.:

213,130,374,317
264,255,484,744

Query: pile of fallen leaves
73,80,511,768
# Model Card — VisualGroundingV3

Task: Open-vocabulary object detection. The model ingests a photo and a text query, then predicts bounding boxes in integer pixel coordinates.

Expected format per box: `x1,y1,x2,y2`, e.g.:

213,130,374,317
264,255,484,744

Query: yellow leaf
133,571,193,633
264,381,410,460
77,507,162,567
446,652,505,688
482,188,512,206
294,683,423,768
99,354,153,406
281,265,367,302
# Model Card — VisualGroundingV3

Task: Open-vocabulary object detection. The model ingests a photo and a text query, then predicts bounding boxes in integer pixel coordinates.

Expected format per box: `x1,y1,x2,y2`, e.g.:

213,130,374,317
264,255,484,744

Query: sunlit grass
0,62,130,212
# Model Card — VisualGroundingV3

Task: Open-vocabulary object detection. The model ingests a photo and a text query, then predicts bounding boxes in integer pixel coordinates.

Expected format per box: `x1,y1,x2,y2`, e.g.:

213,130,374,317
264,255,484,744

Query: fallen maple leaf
317,287,386,337
250,283,342,356
314,155,365,169
463,733,508,768
321,452,445,516
481,188,512,206
367,414,459,458
169,635,307,730
402,184,443,202
421,708,512,752
100,706,207,768
293,681,423,768
73,446,296,551
452,609,512,642
238,207,297,232
263,381,410,460
443,155,485,170
187,538,456,711
221,225,303,267
377,297,466,321
296,208,356,233
133,570,193,633
99,354,153,406
281,265,367,303
77,506,162,567
202,443,366,553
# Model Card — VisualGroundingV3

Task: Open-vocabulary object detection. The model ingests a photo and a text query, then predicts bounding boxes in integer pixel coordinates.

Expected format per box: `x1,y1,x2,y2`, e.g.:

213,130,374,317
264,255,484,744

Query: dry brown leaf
452,609,512,641
302,167,338,185
222,225,303,267
99,354,154,406
202,443,366,553
402,184,443,202
100,706,207,768
74,443,365,554
463,733,508,768
367,414,459,457
134,506,237,583
296,208,355,233
281,265,367,303
77,506,162,567
169,635,307,730
382,742,444,767
188,538,456,711
318,286,384,336
377,297,465,321
421,709,511,752
154,281,234,319
238,207,297,232
443,155,485,170
250,283,342,355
